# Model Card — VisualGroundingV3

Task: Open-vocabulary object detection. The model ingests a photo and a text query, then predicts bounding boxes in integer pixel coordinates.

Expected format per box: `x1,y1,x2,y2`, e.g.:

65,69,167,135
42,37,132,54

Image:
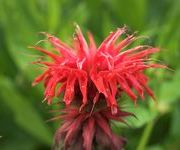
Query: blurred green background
0,0,180,150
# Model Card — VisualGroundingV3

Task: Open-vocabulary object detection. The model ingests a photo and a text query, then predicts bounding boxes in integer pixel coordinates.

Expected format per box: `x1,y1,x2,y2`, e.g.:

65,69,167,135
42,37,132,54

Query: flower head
31,25,165,114
31,25,166,150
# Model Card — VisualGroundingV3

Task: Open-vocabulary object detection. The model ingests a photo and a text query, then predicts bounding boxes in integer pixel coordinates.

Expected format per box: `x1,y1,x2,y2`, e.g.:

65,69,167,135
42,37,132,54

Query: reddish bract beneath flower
31,25,166,114
52,107,131,150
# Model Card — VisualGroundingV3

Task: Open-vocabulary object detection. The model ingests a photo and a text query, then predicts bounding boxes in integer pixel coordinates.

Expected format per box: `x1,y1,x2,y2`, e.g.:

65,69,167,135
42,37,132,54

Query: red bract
31,25,165,114
52,107,131,150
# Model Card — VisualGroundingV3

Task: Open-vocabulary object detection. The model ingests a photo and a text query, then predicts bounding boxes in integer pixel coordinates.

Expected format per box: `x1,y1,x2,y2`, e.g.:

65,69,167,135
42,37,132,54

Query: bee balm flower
31,25,165,150
32,25,164,114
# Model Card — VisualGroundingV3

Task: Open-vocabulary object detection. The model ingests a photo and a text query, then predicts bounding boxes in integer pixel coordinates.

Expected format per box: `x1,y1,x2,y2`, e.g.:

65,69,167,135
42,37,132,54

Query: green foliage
0,0,180,149
0,76,52,144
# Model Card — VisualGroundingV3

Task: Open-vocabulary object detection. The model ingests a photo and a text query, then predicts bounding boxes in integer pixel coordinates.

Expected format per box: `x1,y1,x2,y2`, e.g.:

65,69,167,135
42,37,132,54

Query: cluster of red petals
32,25,165,114
52,107,131,150
31,25,166,150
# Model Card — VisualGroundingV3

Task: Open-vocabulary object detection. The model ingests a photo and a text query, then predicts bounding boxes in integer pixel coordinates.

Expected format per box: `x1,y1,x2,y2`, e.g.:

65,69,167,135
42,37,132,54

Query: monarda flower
31,25,165,150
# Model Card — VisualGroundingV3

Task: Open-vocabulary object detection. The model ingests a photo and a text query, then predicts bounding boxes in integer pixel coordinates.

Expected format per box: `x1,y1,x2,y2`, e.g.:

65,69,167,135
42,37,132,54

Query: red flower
31,25,165,114
51,107,131,150
31,25,166,150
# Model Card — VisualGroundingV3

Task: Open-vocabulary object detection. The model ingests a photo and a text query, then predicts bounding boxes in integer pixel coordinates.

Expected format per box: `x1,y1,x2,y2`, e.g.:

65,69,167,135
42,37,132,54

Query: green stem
136,119,155,150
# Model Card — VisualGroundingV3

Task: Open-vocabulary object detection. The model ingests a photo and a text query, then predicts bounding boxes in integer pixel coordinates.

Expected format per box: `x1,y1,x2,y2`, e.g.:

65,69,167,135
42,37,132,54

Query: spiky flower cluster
31,25,165,150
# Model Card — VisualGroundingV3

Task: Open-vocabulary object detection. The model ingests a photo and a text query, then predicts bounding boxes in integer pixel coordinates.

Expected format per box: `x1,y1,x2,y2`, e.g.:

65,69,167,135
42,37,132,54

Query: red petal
87,31,97,57
30,46,60,62
77,71,88,107
129,48,159,59
125,74,144,100
32,70,49,86
117,75,137,101
98,28,126,53
114,45,148,64
64,73,77,105
137,74,156,100
90,69,107,97
114,34,136,52
104,80,118,114
56,82,66,96
75,25,89,57
45,33,77,60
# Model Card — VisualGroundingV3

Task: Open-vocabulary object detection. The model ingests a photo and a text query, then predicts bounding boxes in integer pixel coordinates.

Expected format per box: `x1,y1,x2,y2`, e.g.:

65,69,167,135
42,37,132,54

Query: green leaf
114,101,157,128
0,76,52,144
159,70,180,104
126,105,157,128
